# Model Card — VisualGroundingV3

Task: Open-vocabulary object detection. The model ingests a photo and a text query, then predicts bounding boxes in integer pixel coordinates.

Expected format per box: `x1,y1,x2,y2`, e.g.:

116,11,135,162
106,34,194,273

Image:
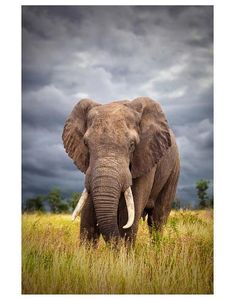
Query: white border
1,0,235,299
20,1,214,5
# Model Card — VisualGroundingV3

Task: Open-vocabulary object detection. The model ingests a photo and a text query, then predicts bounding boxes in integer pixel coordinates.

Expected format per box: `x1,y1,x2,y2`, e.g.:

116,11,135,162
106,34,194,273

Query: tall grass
22,210,213,294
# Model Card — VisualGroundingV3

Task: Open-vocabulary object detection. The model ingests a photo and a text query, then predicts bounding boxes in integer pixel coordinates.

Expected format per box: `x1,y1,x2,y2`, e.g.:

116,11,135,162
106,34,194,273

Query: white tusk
123,187,135,229
71,189,88,221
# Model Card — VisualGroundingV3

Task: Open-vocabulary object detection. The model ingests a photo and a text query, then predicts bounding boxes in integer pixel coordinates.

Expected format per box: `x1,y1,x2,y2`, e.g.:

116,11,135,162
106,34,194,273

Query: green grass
22,210,213,294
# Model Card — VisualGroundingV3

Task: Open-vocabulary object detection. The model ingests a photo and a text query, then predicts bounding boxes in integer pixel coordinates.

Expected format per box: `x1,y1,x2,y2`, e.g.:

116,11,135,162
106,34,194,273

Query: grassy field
22,210,213,294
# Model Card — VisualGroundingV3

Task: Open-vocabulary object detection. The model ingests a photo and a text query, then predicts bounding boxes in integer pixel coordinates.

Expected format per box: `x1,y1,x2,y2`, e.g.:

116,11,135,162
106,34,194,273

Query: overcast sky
22,6,213,206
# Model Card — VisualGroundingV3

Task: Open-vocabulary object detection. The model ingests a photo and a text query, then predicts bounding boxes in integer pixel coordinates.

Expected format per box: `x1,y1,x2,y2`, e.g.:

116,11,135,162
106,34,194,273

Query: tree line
23,188,81,213
172,179,213,210
23,179,213,213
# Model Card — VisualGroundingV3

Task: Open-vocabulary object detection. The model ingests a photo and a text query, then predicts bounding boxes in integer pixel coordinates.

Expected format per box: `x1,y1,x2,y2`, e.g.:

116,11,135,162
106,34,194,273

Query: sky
22,6,213,206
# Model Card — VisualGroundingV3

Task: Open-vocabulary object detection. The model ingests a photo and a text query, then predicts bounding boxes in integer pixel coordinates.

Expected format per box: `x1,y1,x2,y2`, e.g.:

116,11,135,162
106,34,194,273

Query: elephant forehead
88,103,137,125
91,117,127,134
87,118,131,145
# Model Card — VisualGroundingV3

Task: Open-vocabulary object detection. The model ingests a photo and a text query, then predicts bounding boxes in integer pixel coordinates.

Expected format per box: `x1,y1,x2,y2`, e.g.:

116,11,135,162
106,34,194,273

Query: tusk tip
123,224,131,229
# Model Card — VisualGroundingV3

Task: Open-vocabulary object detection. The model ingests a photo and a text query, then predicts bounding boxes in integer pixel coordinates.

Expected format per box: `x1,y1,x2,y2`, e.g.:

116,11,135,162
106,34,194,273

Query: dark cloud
22,6,213,206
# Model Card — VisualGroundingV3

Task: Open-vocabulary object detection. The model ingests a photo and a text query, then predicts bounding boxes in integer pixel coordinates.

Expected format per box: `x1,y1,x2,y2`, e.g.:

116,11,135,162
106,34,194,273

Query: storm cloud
22,6,213,206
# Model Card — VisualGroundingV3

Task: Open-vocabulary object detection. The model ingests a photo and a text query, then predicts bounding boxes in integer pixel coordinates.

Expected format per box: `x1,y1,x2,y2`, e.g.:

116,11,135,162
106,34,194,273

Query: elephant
62,97,180,246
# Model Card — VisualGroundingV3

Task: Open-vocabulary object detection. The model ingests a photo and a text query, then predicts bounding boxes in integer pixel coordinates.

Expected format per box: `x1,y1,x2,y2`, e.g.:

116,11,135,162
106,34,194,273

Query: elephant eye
83,137,88,147
129,141,135,152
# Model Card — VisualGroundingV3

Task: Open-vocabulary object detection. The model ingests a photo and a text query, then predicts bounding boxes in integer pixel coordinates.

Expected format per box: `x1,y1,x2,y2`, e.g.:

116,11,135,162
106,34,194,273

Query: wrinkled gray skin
62,97,180,246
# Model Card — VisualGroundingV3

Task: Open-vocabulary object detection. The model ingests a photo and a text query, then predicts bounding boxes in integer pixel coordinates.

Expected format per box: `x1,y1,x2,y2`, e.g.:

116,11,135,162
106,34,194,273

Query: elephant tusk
71,189,88,221
123,187,135,229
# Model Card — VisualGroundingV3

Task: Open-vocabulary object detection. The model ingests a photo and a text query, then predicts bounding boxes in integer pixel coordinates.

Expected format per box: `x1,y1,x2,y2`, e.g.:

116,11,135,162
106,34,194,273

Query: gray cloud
22,6,213,206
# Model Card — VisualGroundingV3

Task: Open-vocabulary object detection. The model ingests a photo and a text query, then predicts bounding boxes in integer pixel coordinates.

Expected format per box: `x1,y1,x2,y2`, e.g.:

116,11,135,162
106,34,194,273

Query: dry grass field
22,210,213,294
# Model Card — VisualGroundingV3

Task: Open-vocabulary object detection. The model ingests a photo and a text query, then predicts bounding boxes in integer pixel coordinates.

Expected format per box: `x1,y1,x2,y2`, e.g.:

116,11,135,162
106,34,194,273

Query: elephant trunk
90,158,131,241
70,157,135,243
92,169,121,242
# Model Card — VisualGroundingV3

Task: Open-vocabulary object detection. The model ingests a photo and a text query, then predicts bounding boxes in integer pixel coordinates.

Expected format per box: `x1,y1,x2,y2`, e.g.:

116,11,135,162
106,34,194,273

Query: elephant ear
62,99,100,173
127,97,171,178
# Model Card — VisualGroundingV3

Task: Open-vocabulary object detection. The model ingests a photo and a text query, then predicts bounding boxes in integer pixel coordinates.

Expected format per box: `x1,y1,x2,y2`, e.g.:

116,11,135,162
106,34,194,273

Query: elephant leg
152,167,180,235
118,167,157,247
80,195,100,247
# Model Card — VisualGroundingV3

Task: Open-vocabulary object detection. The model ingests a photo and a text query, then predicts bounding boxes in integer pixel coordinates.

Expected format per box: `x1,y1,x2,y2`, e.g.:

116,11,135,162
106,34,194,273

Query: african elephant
62,97,180,246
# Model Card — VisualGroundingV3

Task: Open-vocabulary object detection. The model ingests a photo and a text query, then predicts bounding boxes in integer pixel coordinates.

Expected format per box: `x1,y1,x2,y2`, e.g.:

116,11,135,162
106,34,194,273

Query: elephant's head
62,97,171,242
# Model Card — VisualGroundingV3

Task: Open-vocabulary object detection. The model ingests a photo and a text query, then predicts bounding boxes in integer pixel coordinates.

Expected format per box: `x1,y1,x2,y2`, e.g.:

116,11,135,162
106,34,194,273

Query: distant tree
172,197,181,210
58,201,70,212
69,192,82,210
46,188,69,213
24,196,45,212
196,179,210,209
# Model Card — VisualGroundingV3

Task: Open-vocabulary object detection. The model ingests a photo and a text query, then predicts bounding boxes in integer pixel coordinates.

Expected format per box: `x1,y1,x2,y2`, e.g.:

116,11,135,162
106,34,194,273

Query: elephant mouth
71,186,135,229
